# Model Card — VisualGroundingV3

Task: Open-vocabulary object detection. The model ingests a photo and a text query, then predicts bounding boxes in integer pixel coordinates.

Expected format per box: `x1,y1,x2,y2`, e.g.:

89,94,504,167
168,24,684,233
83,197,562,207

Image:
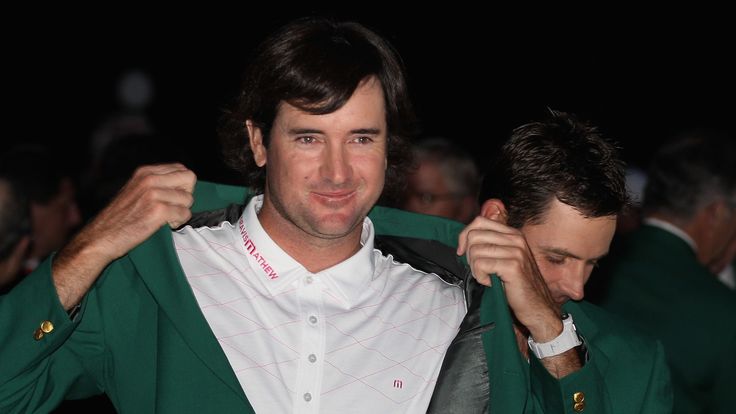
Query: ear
481,198,508,221
246,120,267,167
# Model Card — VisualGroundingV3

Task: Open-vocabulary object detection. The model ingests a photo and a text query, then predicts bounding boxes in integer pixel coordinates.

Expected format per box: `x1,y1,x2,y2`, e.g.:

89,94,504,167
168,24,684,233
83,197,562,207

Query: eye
353,136,373,144
297,136,317,144
546,256,566,265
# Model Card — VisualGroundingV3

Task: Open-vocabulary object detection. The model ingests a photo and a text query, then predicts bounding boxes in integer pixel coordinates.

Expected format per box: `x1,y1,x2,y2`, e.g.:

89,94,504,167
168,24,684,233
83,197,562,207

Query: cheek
538,263,572,290
353,154,385,177
536,262,557,283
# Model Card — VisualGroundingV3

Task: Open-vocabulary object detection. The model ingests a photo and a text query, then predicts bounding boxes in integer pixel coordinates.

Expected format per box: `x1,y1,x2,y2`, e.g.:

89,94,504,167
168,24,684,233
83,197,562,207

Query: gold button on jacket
33,328,44,341
40,320,54,333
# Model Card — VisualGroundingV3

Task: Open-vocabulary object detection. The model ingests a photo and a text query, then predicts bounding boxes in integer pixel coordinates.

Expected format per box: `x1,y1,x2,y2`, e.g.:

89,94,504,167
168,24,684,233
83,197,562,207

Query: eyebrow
539,246,609,262
288,128,382,135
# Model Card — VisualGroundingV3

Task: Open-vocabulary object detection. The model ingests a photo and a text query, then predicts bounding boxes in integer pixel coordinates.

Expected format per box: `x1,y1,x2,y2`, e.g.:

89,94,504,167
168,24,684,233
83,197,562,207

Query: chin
312,217,360,236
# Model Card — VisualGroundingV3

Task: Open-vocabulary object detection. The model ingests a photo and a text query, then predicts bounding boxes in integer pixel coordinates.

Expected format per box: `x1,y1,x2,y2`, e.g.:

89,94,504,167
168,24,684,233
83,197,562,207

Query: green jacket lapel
481,276,529,413
128,226,251,408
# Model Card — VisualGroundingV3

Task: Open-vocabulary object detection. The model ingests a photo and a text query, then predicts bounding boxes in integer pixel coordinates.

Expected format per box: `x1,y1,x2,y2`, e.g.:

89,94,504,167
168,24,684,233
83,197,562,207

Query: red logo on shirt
239,218,279,280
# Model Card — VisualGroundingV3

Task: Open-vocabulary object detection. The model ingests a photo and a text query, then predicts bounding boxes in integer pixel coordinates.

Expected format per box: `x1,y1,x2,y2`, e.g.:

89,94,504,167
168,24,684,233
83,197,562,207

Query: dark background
6,9,736,184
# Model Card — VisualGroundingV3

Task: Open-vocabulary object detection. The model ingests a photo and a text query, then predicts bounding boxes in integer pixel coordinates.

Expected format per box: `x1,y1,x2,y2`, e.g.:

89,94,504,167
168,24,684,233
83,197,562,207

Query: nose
320,144,352,185
561,267,587,302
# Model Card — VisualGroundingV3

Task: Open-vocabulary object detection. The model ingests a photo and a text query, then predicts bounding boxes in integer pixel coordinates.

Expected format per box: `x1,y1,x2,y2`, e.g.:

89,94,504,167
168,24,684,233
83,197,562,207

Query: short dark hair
643,131,736,219
481,110,628,228
0,177,30,261
219,17,416,201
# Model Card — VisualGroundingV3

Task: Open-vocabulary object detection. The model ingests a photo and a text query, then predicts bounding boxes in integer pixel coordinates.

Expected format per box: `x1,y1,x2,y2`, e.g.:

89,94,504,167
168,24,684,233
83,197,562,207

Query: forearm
51,229,113,311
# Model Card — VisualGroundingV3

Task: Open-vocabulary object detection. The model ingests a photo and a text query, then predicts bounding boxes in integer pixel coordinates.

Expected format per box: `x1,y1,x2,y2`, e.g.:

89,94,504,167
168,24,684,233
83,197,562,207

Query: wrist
527,313,582,359
58,230,114,273
526,309,563,343
73,223,121,263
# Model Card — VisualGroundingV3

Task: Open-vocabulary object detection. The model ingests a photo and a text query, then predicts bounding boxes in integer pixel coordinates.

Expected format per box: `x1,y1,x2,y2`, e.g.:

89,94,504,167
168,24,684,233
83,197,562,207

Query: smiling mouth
312,191,356,202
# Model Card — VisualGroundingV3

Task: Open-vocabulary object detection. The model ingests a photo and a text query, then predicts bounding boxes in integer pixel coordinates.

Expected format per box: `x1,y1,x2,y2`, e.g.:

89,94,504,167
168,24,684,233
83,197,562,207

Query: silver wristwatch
527,313,582,359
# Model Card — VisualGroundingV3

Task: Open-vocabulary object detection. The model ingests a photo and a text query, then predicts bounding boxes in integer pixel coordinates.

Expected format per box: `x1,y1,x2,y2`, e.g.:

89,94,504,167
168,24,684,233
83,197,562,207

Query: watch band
527,313,582,359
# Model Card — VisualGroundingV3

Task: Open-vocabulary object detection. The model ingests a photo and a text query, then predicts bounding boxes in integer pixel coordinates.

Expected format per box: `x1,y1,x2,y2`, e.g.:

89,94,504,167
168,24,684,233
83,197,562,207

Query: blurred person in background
598,132,736,414
0,174,31,292
1,145,81,274
401,137,480,223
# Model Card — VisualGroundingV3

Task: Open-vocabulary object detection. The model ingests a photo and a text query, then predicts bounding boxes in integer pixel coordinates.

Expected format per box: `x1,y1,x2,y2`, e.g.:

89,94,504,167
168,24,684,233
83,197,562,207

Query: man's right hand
52,164,196,310
457,214,561,342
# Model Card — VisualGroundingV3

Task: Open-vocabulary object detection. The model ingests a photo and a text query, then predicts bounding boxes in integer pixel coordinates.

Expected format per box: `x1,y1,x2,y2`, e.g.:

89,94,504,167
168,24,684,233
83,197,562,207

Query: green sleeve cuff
0,254,85,384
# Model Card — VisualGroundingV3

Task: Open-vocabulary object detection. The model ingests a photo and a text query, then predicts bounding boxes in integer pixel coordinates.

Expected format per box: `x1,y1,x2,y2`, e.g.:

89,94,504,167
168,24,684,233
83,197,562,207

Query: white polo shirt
173,196,466,413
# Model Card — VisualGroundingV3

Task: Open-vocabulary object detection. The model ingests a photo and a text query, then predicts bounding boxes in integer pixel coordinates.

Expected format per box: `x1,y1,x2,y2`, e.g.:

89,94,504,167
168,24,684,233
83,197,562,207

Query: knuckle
467,244,482,260
180,208,192,221
141,188,159,203
139,174,158,188
150,203,167,218
133,165,154,177
183,193,194,208
186,170,197,183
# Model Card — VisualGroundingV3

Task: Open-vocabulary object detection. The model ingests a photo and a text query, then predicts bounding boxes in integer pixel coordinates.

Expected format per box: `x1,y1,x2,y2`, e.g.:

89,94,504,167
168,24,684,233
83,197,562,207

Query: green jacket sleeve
0,256,105,413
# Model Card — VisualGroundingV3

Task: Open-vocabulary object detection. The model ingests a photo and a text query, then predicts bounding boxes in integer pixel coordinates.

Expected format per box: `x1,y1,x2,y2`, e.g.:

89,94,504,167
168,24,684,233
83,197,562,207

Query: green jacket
600,225,736,414
0,182,670,413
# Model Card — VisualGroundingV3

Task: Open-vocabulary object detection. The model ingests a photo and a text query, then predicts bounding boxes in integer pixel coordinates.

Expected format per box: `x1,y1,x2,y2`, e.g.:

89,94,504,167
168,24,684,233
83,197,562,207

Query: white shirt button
305,275,314,284
304,393,312,402
308,315,318,324
308,354,317,363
